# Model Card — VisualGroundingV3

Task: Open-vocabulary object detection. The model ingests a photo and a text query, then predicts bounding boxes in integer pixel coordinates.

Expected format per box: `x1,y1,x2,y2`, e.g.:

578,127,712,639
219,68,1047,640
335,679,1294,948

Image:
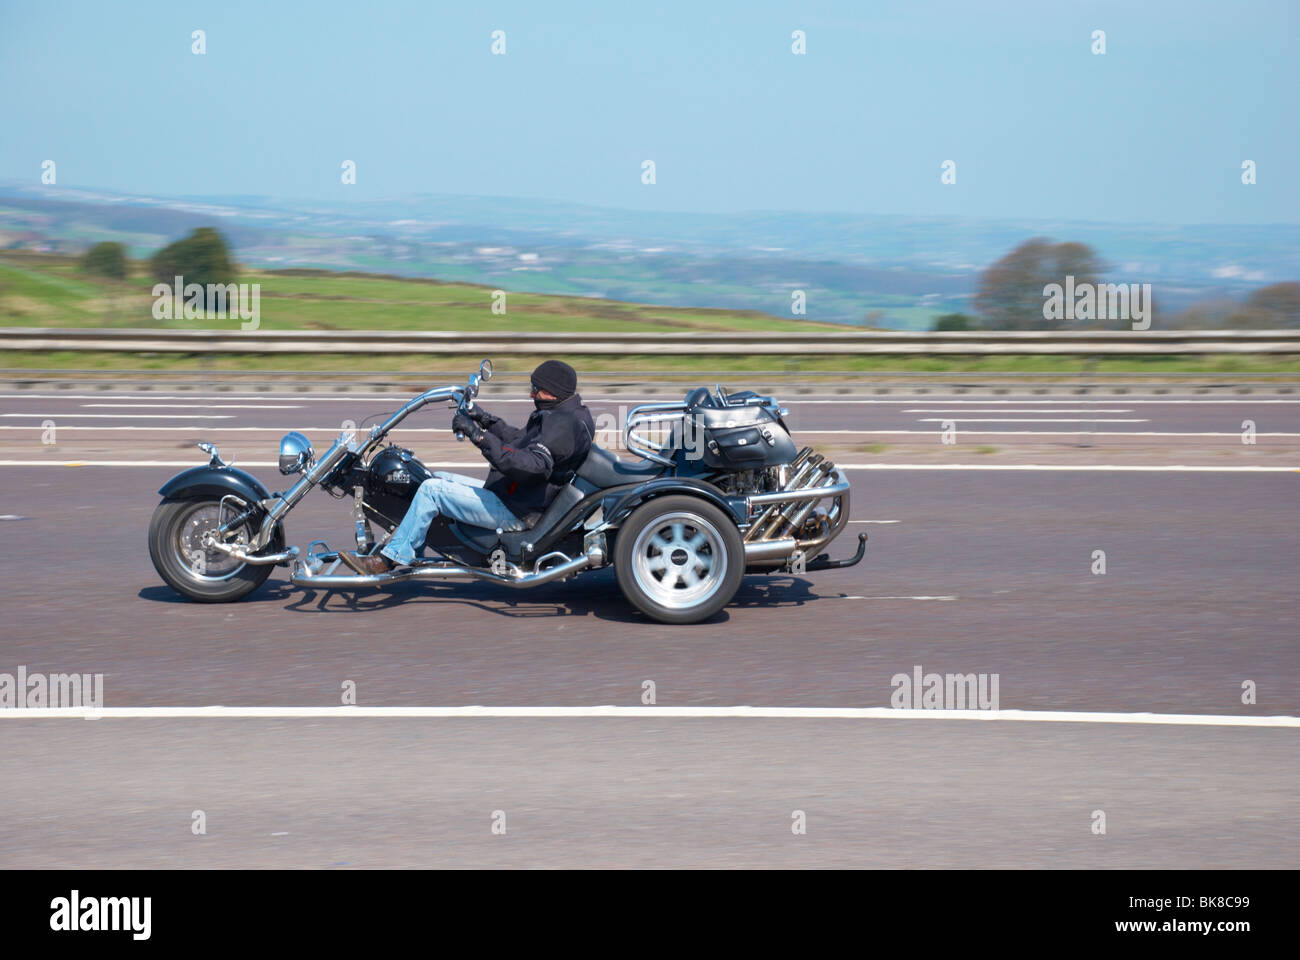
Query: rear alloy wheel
148,497,279,602
615,495,743,624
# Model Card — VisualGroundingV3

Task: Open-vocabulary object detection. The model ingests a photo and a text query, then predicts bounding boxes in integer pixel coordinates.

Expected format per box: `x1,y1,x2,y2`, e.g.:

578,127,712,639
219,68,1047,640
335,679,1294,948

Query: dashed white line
905,409,1134,414
0,413,235,420
81,403,303,410
915,418,1150,423
835,595,957,601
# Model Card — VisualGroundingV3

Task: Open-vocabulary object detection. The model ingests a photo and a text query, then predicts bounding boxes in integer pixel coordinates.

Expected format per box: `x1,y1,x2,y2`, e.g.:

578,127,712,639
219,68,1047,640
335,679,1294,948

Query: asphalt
4,390,1300,467
0,721,1292,868
0,386,1296,868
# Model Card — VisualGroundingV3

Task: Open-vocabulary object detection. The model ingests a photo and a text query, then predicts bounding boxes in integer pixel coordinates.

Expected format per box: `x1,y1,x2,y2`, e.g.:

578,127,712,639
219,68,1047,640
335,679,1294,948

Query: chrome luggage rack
624,386,788,464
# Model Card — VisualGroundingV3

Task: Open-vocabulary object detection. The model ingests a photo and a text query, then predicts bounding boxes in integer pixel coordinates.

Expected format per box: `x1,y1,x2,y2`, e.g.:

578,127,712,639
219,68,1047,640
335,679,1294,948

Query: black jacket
468,393,595,522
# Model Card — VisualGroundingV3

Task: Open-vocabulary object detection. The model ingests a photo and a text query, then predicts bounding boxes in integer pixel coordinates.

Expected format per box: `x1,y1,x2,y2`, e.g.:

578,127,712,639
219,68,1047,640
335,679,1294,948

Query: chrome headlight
278,431,315,475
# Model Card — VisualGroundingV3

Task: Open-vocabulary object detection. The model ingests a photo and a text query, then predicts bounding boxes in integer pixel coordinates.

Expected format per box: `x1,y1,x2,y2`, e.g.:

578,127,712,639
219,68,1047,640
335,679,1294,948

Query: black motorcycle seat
684,386,717,408
575,443,663,488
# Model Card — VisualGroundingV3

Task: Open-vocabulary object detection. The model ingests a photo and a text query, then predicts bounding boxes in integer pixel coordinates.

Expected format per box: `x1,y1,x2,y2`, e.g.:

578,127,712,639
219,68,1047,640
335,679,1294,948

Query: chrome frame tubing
625,401,689,465
291,551,594,589
741,467,852,563
253,384,467,548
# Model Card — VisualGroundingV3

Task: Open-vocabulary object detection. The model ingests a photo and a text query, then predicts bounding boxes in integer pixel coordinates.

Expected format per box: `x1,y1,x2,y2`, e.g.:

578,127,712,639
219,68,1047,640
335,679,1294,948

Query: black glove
452,410,483,443
464,404,497,427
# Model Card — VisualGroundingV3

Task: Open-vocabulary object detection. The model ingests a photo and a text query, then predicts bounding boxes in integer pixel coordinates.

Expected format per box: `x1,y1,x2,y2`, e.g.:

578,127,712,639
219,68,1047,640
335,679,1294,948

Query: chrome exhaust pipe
754,459,834,541
773,464,838,538
745,454,824,541
743,538,798,562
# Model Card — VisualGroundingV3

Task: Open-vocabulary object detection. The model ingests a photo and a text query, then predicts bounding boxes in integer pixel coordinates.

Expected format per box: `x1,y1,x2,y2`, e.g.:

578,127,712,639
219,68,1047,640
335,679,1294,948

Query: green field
2,252,1298,375
0,254,841,334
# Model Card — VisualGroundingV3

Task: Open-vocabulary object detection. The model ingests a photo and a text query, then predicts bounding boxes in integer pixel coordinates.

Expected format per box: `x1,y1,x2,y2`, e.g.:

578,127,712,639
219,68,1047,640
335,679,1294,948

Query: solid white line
0,413,234,420
0,461,1295,472
1,705,1295,727
915,418,1150,423
849,520,901,524
4,394,1300,404
5,427,1298,439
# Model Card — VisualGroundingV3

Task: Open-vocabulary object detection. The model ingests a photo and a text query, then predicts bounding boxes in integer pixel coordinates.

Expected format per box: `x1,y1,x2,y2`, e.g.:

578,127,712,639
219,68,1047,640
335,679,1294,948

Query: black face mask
533,393,562,411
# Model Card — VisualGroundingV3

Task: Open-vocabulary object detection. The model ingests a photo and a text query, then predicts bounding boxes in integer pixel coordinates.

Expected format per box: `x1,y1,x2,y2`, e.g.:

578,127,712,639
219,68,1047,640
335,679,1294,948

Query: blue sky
2,0,1296,223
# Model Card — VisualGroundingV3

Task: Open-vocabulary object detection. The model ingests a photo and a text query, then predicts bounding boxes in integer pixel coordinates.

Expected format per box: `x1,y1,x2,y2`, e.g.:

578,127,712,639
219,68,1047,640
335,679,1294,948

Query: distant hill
2,182,1297,329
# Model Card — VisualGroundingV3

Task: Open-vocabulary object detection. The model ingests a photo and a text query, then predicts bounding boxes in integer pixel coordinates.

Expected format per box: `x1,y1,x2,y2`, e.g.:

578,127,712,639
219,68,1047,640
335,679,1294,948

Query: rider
340,360,595,575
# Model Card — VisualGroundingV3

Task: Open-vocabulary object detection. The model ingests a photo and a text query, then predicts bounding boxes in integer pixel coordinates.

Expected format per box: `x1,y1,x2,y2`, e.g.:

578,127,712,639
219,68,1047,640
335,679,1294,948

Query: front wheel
614,495,744,624
148,497,279,602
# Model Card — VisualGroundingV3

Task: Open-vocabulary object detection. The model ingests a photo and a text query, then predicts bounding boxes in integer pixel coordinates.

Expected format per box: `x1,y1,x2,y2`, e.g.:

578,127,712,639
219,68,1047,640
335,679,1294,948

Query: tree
150,227,236,307
931,313,974,331
1246,282,1300,327
975,238,1106,330
80,241,128,279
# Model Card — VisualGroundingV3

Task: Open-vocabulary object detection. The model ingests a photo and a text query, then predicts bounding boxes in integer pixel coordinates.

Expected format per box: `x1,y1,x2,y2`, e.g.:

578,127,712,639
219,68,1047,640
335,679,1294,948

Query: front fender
158,464,272,506
602,477,747,526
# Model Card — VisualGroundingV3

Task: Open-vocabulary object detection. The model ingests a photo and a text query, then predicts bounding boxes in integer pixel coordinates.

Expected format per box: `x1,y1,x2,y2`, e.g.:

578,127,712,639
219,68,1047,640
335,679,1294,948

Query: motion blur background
0,1,1296,872
1,0,1297,341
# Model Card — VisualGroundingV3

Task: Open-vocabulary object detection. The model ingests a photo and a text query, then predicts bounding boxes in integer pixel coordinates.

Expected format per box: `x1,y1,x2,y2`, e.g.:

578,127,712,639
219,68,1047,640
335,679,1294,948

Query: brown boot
339,550,395,575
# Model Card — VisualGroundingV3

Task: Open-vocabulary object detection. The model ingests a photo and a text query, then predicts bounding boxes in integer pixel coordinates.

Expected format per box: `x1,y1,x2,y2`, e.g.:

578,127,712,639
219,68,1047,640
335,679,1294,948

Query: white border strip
2,705,1296,727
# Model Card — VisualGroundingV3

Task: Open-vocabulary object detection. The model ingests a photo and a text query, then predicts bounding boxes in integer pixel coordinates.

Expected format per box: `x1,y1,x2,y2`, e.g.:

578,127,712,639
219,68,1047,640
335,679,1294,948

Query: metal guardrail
2,368,1296,396
3,328,1300,355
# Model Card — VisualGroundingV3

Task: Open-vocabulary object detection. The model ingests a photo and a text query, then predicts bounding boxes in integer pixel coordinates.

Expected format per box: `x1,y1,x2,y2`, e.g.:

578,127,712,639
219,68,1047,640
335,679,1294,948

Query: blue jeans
380,471,525,565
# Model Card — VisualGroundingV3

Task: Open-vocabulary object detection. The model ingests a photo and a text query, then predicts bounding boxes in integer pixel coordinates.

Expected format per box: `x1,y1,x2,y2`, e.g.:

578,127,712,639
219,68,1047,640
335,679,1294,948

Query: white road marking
3,394,1300,404
1,461,1296,472
836,595,957,601
0,413,234,420
790,430,1300,437
2,705,1295,728
905,409,1134,414
6,426,1296,438
81,403,302,410
0,393,416,402
915,418,1150,423
6,428,1300,444
838,464,1300,472
849,520,900,524
784,398,1300,405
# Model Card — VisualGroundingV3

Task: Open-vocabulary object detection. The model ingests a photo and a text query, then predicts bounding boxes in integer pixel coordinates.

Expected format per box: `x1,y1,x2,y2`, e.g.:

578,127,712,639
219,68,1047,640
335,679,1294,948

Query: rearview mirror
479,358,493,382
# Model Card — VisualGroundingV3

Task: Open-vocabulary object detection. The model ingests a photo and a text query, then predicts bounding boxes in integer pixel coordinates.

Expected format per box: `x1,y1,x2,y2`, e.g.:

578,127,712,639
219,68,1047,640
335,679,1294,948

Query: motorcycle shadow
280,568,650,623
278,571,823,622
729,575,821,610
137,583,298,605
138,572,823,622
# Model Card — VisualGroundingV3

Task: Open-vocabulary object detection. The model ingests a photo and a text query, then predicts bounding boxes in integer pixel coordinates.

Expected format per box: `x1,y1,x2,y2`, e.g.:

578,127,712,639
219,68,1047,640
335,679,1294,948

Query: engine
712,467,783,497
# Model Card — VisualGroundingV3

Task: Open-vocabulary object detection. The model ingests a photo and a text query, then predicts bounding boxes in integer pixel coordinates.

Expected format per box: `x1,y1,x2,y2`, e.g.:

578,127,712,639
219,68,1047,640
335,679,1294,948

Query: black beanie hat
531,359,577,400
